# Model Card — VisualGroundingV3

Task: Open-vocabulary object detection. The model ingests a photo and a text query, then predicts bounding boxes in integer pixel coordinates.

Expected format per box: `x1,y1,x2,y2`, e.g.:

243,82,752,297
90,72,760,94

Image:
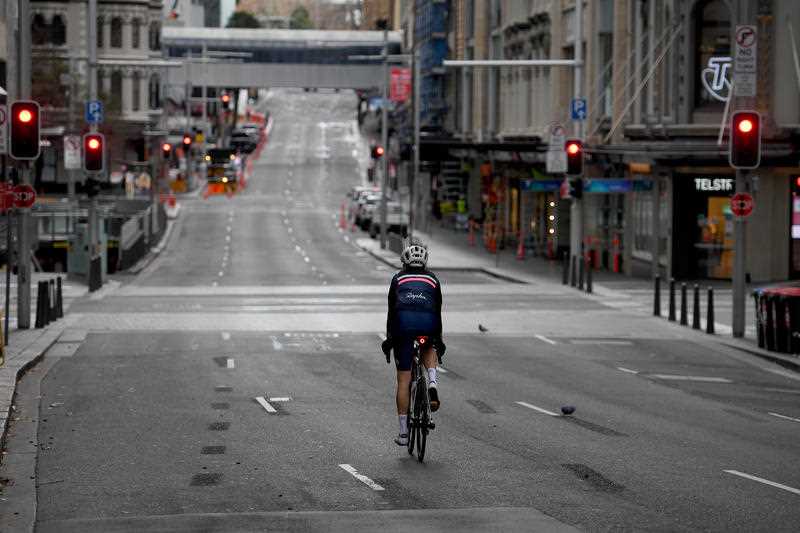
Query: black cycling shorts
393,334,437,371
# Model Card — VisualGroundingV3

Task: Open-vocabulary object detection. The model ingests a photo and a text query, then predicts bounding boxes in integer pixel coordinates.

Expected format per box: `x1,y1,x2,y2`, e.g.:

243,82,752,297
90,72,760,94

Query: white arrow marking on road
221,332,231,341
535,334,557,345
617,367,639,374
255,396,277,413
516,401,560,417
226,358,235,369
271,335,283,350
649,374,732,383
338,464,385,491
723,470,800,496
768,412,800,423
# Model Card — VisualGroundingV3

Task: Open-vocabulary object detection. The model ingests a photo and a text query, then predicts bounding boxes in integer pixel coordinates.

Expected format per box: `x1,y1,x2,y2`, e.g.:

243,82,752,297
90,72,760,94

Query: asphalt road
2,90,799,532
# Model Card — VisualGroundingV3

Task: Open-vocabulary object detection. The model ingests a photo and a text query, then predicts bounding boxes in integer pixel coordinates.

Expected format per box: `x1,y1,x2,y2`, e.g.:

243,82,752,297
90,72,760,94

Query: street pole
411,49,421,241
732,168,747,337
201,43,207,153
185,51,193,190
67,56,77,201
379,27,389,250
569,0,584,273
16,0,32,327
87,0,100,291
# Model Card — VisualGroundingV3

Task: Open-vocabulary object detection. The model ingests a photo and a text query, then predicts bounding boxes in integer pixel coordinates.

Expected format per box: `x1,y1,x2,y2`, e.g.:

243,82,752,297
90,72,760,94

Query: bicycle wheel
407,380,415,455
415,377,428,462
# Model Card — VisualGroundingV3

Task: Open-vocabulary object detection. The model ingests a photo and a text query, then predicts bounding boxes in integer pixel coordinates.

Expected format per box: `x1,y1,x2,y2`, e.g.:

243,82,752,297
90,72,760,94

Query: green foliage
290,6,313,29
226,11,262,29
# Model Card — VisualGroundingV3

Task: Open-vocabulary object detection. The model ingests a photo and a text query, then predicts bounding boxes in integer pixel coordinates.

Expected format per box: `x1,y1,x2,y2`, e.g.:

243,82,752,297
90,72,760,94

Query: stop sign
731,192,754,218
12,184,36,208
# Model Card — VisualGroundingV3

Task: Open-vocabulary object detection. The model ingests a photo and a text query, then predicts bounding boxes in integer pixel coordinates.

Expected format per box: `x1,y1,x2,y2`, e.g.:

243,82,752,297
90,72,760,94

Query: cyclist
381,238,445,446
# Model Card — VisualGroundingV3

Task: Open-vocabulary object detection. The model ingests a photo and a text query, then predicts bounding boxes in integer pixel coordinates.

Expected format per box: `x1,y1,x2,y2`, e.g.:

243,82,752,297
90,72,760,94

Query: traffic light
565,139,583,176
221,93,231,105
83,133,105,172
792,176,800,196
568,178,584,199
161,142,172,158
371,145,385,159
729,110,761,169
10,101,41,160
182,133,193,149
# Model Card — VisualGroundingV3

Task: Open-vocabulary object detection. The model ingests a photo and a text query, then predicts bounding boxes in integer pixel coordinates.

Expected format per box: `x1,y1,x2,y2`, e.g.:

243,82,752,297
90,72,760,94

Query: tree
226,10,261,29
290,6,313,29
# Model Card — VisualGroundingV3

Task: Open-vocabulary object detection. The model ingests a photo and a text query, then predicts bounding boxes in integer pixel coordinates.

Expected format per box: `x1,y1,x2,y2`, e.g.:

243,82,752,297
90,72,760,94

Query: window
97,17,104,48
50,15,66,45
693,0,731,108
149,74,160,109
110,71,123,112
131,19,140,49
149,22,161,51
110,18,122,48
32,14,48,45
132,72,140,111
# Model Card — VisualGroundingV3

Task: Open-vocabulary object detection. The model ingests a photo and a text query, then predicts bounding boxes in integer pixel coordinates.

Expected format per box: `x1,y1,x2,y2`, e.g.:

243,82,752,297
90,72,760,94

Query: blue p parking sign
85,100,104,124
570,98,587,121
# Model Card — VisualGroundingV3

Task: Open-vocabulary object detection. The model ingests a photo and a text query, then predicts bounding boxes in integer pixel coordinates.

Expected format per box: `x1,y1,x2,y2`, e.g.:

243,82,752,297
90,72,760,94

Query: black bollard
706,287,715,334
56,277,64,318
653,275,661,316
578,256,585,291
42,281,51,326
668,278,676,321
680,283,688,325
48,279,57,322
562,251,569,285
570,256,577,287
35,282,44,329
692,284,701,329
586,259,593,293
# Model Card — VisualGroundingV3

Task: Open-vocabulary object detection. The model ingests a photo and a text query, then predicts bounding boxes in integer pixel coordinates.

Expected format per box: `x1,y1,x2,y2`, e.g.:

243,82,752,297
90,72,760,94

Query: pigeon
478,324,489,333
560,405,575,415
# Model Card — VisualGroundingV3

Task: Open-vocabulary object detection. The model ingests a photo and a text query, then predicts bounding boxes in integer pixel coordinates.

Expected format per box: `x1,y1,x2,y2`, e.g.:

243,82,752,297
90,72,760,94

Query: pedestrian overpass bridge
162,27,402,90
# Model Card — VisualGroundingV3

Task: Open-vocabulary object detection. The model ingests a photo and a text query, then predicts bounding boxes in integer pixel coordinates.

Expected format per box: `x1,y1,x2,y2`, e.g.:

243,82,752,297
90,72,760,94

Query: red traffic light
87,138,101,150
371,145,385,159
83,133,105,172
10,101,41,160
182,134,192,146
221,94,231,103
18,109,33,123
376,146,384,156
566,141,581,155
729,111,761,169
564,139,584,176
162,142,172,152
737,119,753,134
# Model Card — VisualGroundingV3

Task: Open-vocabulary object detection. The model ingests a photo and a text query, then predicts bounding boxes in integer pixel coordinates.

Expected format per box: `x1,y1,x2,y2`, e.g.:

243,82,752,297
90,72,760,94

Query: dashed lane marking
516,401,560,417
255,396,277,413
269,397,291,402
226,358,235,369
570,340,634,346
271,335,283,350
768,412,800,423
338,464,385,491
723,470,800,496
617,367,639,374
649,374,732,383
221,332,231,341
535,334,557,345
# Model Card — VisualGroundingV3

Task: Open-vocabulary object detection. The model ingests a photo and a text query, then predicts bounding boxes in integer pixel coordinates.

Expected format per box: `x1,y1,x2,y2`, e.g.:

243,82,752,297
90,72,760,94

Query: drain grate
562,463,624,493
467,400,497,414
211,402,230,410
190,473,222,486
202,446,226,455
215,386,233,393
208,422,230,431
560,417,626,437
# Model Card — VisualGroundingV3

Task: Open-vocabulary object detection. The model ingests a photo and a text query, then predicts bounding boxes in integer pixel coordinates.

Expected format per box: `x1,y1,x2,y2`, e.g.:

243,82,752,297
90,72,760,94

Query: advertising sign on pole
734,25,757,97
64,134,81,169
389,67,412,103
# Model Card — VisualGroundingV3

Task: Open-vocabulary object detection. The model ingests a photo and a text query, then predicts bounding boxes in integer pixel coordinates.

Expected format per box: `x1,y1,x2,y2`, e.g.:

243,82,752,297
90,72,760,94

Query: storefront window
694,0,731,109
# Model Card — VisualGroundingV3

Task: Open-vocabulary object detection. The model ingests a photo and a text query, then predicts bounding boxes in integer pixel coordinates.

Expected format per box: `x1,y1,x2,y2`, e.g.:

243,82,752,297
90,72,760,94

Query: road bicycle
407,336,437,462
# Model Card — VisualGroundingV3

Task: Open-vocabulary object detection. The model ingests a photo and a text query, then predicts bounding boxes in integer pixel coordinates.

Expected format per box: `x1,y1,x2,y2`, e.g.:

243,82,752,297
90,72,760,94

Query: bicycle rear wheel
415,377,428,462
407,381,415,455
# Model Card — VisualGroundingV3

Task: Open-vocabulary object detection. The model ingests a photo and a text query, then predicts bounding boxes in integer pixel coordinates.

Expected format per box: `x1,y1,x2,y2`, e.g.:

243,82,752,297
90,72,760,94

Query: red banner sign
390,67,412,103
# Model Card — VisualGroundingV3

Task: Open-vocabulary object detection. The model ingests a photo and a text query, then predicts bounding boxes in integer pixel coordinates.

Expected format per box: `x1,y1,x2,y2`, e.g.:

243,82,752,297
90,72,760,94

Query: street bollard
680,283,688,325
562,251,569,285
668,278,676,322
34,282,44,329
570,256,577,287
706,287,715,334
48,279,57,322
56,277,64,318
586,259,593,294
578,257,585,291
692,284,701,330
653,276,661,316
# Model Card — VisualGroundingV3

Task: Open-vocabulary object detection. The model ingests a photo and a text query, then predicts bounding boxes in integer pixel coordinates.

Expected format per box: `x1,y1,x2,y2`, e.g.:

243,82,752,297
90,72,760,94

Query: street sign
731,192,754,218
734,25,757,97
546,123,567,173
12,184,36,209
0,105,7,154
64,135,81,169
390,67,412,102
570,98,587,121
85,100,104,124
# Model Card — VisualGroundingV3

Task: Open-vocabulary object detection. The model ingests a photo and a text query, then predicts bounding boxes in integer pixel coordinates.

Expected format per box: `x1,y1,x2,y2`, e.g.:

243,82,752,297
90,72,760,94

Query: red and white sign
389,67,412,103
731,192,754,218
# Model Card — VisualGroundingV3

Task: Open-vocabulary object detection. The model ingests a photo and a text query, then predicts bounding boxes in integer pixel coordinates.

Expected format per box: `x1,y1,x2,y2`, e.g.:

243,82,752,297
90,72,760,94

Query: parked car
369,201,409,238
230,130,258,153
348,186,380,222
357,195,380,230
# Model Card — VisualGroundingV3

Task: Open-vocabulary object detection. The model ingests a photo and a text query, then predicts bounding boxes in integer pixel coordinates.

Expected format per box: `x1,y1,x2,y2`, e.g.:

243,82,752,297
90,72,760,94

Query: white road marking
226,226,231,232
649,374,732,383
343,235,350,242
768,412,800,423
338,464,385,491
226,358,235,369
225,235,231,242
212,281,218,287
570,339,633,346
288,228,293,233
535,334,557,345
255,396,277,413
723,470,800,496
221,332,231,341
617,367,639,374
269,397,291,402
218,271,224,277
270,335,283,350
304,257,310,263
516,401,560,417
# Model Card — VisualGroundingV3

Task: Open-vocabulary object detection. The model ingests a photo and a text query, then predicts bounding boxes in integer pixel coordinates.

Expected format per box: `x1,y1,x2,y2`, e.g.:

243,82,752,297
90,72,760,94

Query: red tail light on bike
418,337,426,344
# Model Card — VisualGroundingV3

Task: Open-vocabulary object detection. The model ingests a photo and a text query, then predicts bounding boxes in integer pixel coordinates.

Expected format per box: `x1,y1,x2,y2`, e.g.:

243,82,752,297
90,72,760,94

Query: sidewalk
356,222,799,372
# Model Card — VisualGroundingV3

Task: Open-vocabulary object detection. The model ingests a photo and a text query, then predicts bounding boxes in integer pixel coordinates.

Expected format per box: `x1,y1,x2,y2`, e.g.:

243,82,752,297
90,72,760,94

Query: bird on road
478,324,489,333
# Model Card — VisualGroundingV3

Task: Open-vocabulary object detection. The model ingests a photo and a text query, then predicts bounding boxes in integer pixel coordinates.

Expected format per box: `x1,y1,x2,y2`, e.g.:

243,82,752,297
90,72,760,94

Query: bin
763,291,776,352
773,293,789,353
753,289,765,348
786,295,800,354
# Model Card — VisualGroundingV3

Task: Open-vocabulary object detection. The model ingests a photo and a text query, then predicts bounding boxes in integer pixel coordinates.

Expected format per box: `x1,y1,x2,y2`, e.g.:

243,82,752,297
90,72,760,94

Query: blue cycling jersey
386,267,443,339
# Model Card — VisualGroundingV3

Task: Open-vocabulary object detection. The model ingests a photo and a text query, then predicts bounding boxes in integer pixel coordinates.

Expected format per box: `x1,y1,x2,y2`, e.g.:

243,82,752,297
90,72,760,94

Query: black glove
381,338,393,363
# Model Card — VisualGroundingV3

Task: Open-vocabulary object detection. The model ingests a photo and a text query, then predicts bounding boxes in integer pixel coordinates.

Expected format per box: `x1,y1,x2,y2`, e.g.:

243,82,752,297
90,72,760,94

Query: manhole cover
190,473,222,486
208,422,230,431
202,446,226,455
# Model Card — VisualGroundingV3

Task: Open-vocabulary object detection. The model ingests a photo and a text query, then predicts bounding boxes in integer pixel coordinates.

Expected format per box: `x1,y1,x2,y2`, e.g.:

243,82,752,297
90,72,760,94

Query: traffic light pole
569,0,584,276
16,0,33,327
379,28,389,250
86,0,101,292
732,168,747,337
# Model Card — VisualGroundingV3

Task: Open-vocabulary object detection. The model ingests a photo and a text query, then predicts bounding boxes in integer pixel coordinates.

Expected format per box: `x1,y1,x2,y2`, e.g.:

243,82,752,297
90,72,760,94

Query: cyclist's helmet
400,237,429,268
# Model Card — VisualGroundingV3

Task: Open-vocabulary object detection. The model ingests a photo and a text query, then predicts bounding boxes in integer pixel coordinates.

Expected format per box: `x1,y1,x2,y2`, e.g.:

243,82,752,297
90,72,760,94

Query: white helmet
401,237,428,268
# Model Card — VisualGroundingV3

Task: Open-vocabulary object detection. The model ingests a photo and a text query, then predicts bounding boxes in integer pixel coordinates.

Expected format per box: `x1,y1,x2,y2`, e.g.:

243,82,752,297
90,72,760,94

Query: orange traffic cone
339,203,347,229
516,237,525,260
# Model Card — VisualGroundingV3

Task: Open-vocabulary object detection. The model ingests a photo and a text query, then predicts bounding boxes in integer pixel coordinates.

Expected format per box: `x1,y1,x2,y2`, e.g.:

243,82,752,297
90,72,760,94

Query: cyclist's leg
393,338,414,444
422,345,440,411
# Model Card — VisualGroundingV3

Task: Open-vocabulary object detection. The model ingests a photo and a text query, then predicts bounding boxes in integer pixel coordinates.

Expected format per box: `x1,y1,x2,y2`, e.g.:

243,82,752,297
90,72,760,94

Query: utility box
68,222,107,279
